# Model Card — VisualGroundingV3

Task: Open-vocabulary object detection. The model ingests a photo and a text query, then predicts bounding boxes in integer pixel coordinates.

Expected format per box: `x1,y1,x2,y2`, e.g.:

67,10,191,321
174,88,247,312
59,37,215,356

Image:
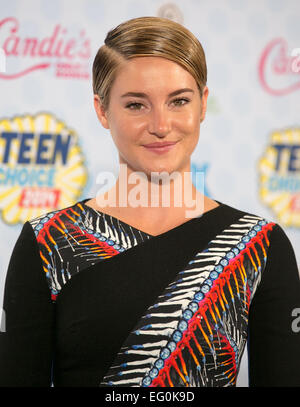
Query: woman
0,16,300,387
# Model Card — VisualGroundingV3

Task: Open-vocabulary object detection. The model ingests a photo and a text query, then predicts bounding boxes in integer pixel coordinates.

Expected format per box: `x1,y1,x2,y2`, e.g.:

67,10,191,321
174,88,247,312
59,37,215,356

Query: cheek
125,118,146,134
176,110,201,136
109,116,146,148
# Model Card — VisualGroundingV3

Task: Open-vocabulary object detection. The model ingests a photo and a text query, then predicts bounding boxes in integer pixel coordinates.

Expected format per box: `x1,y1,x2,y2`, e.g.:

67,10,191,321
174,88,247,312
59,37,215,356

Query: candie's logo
258,38,300,96
0,113,88,225
258,128,300,228
0,17,91,80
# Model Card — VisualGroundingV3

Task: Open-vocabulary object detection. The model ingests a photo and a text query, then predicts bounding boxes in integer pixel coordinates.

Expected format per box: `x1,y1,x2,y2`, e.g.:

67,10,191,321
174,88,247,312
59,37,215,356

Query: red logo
0,17,91,80
258,38,300,96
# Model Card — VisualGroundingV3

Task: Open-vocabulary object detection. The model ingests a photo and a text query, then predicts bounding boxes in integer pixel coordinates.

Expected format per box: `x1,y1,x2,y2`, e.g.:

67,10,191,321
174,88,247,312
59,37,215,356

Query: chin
123,156,183,177
147,166,182,179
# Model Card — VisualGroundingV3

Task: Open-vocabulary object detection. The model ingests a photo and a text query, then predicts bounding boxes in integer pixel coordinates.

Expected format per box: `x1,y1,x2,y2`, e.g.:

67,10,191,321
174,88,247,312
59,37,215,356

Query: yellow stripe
269,193,288,209
2,194,21,223
55,121,65,134
14,117,25,132
28,115,35,132
44,113,52,133
0,186,20,201
56,178,81,195
57,160,84,179
0,120,12,131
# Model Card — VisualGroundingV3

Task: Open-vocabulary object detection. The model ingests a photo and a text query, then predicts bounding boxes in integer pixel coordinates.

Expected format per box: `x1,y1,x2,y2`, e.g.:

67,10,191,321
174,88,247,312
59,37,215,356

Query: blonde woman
1,17,299,387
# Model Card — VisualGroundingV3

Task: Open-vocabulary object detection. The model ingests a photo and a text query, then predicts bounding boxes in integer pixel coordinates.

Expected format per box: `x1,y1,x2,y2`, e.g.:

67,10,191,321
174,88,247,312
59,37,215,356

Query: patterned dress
0,198,299,387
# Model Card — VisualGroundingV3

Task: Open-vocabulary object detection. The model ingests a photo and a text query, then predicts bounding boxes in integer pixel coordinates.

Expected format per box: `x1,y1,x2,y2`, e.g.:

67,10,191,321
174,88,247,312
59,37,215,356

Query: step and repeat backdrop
0,0,299,387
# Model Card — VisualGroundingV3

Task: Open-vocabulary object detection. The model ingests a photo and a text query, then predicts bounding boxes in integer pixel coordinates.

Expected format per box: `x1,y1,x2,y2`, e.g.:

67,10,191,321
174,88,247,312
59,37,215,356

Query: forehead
112,56,197,92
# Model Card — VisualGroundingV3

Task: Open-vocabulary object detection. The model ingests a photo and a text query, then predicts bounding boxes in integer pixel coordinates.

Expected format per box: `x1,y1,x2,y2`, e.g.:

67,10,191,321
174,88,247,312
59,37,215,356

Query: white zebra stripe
142,310,183,318
170,277,208,289
161,287,198,296
176,273,210,283
120,340,167,351
140,321,178,330
230,223,255,227
118,368,150,376
119,350,159,358
223,229,250,233
149,299,192,309
181,266,214,274
156,291,195,302
124,359,156,367
105,377,143,385
210,239,240,244
135,328,175,336
214,234,246,239
207,248,230,252
190,256,221,263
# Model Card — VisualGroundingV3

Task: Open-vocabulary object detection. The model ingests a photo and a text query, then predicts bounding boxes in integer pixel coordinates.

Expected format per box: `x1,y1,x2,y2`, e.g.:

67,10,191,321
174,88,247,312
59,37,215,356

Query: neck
96,162,205,219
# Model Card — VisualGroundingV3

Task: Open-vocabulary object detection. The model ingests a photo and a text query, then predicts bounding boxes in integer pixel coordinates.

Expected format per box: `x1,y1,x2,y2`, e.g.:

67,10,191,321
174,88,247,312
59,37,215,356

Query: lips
142,141,178,155
143,141,177,147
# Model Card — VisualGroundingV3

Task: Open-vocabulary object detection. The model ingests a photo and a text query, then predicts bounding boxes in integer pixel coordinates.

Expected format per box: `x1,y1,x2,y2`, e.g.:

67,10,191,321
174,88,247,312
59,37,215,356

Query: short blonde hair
92,16,207,111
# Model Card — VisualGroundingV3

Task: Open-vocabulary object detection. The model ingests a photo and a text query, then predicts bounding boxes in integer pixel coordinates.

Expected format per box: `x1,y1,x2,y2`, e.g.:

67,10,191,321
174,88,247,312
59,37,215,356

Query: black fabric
0,222,55,386
0,199,300,387
248,224,300,386
53,201,244,386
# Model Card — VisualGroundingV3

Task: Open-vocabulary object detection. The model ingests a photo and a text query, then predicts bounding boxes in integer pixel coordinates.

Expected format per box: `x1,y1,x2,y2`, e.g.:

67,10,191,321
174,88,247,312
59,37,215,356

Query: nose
147,106,171,137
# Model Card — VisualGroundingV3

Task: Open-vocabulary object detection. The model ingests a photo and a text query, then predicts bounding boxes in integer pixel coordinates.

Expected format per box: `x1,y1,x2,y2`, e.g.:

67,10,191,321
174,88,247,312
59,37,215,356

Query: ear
200,86,209,123
94,94,110,129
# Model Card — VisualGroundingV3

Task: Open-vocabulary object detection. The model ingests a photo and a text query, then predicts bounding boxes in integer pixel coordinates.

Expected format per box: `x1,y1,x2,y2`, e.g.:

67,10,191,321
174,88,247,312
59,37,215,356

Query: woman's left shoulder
27,198,88,235
220,200,295,252
216,199,275,226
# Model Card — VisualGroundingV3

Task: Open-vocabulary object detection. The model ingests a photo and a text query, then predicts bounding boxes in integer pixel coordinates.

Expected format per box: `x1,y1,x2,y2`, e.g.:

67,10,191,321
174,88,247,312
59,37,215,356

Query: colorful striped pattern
99,215,275,387
28,200,275,387
29,200,151,301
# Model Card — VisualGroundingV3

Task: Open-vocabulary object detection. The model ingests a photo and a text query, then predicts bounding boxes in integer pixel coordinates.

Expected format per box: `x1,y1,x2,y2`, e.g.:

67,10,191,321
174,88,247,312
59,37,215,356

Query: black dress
0,198,300,387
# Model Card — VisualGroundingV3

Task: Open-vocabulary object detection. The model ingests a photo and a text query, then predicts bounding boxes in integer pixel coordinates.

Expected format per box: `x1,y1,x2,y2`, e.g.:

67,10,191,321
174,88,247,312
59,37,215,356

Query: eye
125,102,144,110
171,98,190,107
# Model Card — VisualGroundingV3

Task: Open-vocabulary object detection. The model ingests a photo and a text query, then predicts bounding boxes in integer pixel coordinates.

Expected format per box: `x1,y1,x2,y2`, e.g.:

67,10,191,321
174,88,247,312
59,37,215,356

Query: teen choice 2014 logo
0,112,88,225
258,128,300,228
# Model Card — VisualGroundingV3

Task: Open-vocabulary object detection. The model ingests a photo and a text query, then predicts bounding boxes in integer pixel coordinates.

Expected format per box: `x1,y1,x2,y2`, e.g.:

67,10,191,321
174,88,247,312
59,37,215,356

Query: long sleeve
248,223,300,386
0,221,55,386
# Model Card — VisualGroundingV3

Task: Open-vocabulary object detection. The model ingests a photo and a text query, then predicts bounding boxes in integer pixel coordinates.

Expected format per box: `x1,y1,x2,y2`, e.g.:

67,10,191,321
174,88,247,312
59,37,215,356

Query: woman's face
94,56,208,177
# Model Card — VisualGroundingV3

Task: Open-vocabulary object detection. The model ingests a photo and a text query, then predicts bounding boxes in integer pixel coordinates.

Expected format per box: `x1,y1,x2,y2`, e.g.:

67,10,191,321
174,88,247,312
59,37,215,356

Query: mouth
142,141,178,154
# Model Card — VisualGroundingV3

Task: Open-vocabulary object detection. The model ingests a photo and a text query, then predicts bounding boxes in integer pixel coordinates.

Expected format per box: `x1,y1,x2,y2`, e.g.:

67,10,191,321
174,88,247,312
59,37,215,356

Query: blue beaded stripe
141,218,269,387
32,212,56,237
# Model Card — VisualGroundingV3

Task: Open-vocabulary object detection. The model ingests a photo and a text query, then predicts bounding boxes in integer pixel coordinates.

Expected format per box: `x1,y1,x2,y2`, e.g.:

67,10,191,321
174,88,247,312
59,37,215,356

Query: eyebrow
121,88,195,98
